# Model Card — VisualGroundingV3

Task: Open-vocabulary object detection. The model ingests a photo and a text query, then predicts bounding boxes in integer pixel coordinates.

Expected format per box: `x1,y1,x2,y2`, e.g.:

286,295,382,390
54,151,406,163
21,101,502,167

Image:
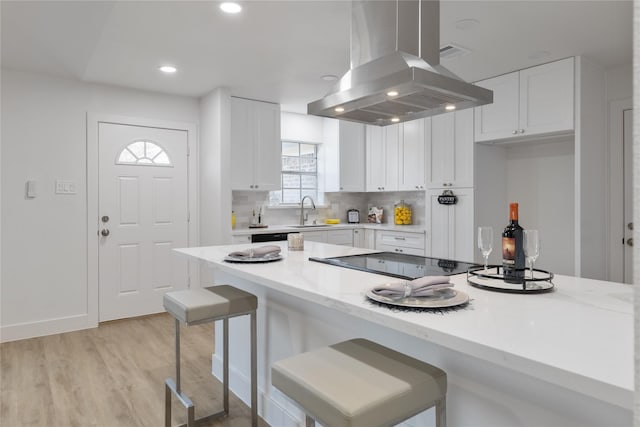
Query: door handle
101,229,110,237
626,238,633,247
628,222,633,231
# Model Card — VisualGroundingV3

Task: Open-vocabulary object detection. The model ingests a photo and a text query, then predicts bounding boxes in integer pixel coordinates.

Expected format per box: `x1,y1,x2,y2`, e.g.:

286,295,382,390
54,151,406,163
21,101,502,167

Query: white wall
506,138,575,276
281,111,324,143
606,63,633,101
0,69,199,341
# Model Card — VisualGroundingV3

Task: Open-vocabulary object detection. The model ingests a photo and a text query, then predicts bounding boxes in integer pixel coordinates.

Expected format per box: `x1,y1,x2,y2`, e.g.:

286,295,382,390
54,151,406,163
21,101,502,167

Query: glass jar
394,200,412,225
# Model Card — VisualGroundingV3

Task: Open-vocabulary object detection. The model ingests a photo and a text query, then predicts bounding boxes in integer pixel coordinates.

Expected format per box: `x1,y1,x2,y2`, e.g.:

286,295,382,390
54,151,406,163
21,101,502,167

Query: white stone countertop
175,241,633,410
231,223,427,235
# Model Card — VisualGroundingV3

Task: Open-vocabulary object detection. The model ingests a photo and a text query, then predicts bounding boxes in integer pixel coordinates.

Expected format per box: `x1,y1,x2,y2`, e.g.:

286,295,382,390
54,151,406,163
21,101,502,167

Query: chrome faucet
300,196,316,225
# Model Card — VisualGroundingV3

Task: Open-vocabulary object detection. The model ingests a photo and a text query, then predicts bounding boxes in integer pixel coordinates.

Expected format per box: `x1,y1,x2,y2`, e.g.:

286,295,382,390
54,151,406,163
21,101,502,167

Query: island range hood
308,0,493,126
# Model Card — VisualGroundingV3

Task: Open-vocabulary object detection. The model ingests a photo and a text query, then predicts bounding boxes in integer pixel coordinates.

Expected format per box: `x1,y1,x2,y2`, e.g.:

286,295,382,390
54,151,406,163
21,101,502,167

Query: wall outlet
55,180,77,194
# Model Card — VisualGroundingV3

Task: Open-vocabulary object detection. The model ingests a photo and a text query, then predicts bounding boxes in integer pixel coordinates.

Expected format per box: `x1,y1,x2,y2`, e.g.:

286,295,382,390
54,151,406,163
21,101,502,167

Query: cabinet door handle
519,129,525,134
394,237,406,240
255,184,259,188
512,130,518,135
249,185,254,189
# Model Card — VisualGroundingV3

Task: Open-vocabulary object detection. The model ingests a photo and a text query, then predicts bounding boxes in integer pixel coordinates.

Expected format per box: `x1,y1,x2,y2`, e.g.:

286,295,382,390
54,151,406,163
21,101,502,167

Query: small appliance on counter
347,209,360,224
249,207,268,228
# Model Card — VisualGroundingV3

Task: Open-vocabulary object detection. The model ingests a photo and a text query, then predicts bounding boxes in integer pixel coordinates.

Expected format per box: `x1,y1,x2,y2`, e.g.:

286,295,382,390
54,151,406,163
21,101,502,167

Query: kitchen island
175,242,633,427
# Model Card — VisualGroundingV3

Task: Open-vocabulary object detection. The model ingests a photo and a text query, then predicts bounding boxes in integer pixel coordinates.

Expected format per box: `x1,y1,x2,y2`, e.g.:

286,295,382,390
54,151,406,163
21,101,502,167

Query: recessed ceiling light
387,91,399,97
334,107,345,113
321,74,338,81
454,18,480,30
445,104,456,111
159,65,177,73
391,117,400,122
220,2,242,14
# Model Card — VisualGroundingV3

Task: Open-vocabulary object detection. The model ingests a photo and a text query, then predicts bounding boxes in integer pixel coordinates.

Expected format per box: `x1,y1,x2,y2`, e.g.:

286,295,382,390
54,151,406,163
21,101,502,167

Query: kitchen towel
371,276,453,298
228,245,281,258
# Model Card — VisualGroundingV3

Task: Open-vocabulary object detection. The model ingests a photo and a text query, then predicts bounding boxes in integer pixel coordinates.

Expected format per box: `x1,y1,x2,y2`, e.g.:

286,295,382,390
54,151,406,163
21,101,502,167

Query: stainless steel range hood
308,0,493,126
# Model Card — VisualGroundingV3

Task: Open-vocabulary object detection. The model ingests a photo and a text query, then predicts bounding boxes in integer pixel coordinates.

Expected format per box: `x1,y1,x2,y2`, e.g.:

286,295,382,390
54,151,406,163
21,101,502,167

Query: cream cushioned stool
272,338,447,427
163,285,258,427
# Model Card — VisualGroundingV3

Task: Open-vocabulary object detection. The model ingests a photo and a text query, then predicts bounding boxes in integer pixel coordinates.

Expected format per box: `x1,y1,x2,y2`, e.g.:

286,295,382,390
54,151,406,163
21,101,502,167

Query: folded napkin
371,276,453,298
228,245,281,258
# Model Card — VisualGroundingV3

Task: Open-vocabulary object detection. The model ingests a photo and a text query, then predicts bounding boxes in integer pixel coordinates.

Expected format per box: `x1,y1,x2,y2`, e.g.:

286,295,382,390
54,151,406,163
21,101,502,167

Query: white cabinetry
231,97,281,191
323,120,366,192
426,109,474,189
426,188,474,262
365,124,399,191
327,229,353,246
474,57,574,143
353,228,365,248
302,229,354,246
301,230,327,243
231,234,252,244
399,118,429,190
366,120,429,192
375,230,426,256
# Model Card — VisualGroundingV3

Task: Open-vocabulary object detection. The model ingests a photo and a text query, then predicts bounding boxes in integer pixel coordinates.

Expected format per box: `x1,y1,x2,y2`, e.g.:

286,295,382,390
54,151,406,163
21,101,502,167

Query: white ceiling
1,0,633,113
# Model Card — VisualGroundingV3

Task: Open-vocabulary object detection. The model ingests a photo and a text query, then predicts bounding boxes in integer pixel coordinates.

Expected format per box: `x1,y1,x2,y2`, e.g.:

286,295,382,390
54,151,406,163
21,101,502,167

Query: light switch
26,180,37,198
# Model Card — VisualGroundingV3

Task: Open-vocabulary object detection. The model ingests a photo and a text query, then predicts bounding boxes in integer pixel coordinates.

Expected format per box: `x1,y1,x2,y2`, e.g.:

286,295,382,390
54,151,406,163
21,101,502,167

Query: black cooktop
309,252,477,280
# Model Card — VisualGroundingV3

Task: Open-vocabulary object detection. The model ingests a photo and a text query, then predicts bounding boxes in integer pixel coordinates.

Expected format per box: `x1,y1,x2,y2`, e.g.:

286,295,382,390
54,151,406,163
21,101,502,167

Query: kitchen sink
288,224,334,228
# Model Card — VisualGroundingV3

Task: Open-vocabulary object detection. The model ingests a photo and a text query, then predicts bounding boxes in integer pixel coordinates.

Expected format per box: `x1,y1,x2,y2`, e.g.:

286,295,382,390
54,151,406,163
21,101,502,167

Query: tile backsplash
232,190,425,228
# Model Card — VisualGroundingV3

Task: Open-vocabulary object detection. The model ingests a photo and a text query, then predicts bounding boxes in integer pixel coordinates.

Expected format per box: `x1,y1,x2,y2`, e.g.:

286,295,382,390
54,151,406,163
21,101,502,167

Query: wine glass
523,230,540,279
477,226,493,273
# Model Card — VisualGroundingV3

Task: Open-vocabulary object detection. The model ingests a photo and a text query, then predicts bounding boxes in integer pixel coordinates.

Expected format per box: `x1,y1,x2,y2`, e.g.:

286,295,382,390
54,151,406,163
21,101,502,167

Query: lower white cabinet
426,188,474,262
352,228,365,248
327,229,353,246
303,229,354,246
301,230,327,243
231,235,251,244
375,230,426,256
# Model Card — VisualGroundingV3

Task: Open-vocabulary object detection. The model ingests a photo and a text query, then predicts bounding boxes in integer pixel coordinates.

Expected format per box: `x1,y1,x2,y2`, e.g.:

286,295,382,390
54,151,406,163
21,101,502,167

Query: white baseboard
0,313,94,343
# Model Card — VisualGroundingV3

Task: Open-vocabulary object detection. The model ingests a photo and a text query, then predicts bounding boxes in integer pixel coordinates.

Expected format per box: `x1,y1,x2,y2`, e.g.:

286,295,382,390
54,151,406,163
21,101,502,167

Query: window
272,141,318,205
116,140,172,166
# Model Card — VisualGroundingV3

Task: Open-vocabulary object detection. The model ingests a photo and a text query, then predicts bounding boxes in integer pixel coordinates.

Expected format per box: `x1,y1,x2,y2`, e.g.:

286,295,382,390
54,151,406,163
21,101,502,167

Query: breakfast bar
175,242,633,427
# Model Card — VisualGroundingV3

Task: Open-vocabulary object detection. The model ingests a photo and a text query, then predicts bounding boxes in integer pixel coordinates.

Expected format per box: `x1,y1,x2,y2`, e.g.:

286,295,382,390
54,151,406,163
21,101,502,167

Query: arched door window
116,140,172,166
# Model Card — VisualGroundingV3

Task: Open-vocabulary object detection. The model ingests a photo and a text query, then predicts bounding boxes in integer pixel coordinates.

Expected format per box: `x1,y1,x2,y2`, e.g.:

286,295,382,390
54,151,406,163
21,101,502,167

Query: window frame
273,140,319,206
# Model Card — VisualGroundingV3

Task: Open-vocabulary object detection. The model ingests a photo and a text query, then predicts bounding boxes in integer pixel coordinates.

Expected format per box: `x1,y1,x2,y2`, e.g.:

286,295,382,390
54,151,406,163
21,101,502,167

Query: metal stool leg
436,398,447,427
223,317,230,415
305,415,316,427
251,310,258,427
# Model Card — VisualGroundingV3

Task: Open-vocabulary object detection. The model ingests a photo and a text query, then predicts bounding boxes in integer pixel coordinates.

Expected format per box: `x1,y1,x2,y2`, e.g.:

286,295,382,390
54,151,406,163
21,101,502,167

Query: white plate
366,286,469,308
224,253,283,263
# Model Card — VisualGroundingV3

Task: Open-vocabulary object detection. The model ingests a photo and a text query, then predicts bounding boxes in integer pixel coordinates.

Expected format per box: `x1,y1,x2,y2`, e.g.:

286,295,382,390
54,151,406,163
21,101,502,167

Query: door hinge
187,210,191,222
187,276,191,289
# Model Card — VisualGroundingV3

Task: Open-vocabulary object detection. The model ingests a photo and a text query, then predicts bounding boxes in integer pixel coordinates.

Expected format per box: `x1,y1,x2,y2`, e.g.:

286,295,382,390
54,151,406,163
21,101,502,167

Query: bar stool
272,338,447,427
163,285,258,427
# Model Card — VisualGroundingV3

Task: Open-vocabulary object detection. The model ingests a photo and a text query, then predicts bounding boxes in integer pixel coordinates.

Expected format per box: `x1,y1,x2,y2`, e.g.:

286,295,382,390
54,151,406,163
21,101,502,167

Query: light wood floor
1,313,269,427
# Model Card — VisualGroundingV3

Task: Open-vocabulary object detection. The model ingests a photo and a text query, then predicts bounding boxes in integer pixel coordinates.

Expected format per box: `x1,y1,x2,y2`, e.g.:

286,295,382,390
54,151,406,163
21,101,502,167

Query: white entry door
623,109,633,283
98,122,189,321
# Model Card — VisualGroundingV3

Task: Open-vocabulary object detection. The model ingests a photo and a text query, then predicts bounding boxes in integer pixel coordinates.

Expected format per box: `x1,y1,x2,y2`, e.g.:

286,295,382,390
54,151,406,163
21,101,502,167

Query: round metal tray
467,265,554,294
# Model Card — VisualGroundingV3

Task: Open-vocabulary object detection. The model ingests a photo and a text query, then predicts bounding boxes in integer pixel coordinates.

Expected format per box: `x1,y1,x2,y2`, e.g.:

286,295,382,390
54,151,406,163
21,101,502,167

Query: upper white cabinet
399,118,429,191
365,124,399,192
474,57,574,143
231,97,281,191
323,120,366,192
366,120,429,192
426,109,474,189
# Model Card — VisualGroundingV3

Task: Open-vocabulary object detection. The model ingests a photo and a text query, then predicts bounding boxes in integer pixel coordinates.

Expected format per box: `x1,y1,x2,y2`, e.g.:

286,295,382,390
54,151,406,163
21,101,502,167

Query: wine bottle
502,203,525,283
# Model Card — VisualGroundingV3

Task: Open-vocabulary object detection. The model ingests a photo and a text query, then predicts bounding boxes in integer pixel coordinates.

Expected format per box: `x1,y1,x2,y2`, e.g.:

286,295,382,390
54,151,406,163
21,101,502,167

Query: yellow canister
394,200,412,225
231,211,236,228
